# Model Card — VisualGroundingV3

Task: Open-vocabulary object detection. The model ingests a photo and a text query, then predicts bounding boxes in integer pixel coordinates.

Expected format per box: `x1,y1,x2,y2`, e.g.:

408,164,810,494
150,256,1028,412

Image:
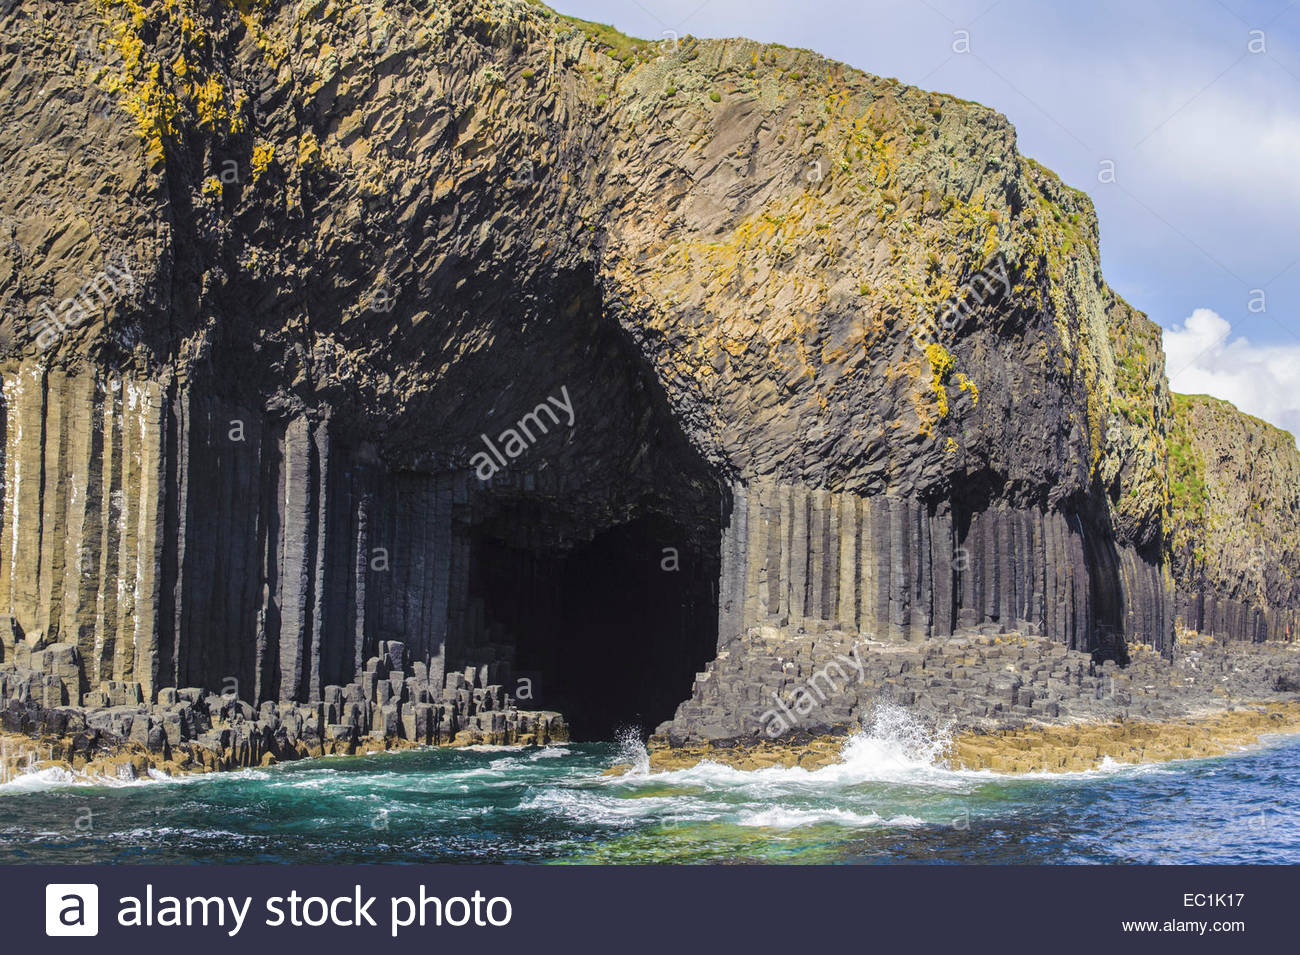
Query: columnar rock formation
0,0,1294,746
0,365,462,704
719,483,1170,655
1,369,168,700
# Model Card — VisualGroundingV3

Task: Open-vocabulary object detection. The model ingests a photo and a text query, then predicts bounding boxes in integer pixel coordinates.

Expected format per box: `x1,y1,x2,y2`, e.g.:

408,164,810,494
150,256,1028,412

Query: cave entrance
467,509,720,742
553,514,718,740
430,264,725,741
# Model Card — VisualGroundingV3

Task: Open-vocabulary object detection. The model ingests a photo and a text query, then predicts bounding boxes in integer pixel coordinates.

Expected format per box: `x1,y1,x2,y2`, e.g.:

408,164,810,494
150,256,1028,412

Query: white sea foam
1009,755,1176,781
0,766,79,792
609,703,1231,798
812,703,957,785
530,746,570,760
567,704,977,831
613,726,650,775
518,787,705,826
735,806,926,828
0,765,182,792
736,807,884,828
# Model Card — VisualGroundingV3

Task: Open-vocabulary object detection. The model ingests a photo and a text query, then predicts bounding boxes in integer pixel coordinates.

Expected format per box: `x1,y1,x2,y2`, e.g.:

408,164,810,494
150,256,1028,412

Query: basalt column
0,365,168,701
0,361,477,708
1175,590,1295,644
715,480,1174,653
169,396,465,705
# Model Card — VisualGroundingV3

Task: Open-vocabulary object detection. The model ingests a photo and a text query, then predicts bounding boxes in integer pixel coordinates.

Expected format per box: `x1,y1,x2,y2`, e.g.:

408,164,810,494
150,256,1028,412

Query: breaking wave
618,703,960,791
0,765,177,793
735,807,924,829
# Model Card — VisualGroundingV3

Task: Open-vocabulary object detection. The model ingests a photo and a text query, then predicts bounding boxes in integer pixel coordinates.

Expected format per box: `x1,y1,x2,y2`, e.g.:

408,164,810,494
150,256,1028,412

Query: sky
548,0,1300,439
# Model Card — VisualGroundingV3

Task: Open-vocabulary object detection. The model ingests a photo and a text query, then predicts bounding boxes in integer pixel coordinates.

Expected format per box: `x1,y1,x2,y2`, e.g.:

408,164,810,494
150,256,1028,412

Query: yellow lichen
93,1,181,163
251,142,275,181
955,372,979,406
925,342,954,418
93,0,251,163
191,74,246,133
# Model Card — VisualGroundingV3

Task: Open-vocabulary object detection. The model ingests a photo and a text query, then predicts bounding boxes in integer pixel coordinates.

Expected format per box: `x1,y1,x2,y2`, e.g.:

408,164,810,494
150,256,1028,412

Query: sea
3,705,1298,864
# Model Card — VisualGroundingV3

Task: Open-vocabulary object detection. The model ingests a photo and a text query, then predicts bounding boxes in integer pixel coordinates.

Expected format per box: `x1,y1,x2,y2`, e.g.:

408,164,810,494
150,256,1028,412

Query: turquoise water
3,706,1299,864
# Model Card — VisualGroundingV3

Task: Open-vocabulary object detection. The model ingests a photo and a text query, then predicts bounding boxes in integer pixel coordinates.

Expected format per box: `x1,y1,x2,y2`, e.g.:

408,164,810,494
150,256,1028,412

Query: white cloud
1131,83,1300,215
1163,308,1300,444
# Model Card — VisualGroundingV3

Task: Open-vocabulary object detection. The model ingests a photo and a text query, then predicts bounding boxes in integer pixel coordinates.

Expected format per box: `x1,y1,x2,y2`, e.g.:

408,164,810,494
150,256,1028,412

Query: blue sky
549,0,1300,437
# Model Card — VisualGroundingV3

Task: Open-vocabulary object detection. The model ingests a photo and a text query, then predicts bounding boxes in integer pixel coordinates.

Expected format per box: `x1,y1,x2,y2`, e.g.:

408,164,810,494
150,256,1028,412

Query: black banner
1,864,1288,952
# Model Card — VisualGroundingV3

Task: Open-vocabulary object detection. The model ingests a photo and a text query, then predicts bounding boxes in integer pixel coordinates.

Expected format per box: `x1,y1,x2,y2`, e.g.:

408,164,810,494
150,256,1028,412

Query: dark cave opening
468,511,720,742
409,264,729,740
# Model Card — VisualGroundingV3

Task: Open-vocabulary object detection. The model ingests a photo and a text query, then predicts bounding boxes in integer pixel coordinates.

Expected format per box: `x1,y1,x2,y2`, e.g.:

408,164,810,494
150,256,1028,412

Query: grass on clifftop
530,0,994,112
526,1,654,61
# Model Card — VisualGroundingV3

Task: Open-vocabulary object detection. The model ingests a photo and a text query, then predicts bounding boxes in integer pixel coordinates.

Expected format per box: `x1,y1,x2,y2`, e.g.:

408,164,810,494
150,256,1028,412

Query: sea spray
0,762,183,793
833,702,956,777
612,726,650,776
632,702,961,791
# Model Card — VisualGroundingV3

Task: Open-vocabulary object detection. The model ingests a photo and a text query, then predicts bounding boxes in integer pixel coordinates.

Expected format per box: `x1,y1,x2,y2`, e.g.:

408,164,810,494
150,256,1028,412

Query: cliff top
1173,392,1298,449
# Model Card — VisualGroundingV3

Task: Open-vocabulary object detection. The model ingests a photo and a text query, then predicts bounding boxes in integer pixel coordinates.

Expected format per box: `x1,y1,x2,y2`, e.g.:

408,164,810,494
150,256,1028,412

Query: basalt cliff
1,0,1297,769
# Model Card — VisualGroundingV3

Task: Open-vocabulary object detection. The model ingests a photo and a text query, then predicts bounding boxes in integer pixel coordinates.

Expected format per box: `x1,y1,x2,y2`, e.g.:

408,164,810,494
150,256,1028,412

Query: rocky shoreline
655,625,1300,741
6,622,1300,785
640,626,1300,774
7,694,1300,786
0,637,566,784
946,701,1300,772
641,699,1300,775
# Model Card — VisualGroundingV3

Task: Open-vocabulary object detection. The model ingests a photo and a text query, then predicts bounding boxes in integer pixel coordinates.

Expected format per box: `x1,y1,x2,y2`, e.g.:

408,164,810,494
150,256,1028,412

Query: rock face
0,0,1293,746
1168,394,1300,643
654,625,1300,746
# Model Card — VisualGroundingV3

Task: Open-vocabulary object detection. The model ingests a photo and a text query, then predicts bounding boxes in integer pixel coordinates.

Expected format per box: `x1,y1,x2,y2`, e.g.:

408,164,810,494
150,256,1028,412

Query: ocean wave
610,703,1248,796
530,746,570,760
612,703,967,792
518,786,717,826
736,806,882,828
0,765,182,793
613,727,650,775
